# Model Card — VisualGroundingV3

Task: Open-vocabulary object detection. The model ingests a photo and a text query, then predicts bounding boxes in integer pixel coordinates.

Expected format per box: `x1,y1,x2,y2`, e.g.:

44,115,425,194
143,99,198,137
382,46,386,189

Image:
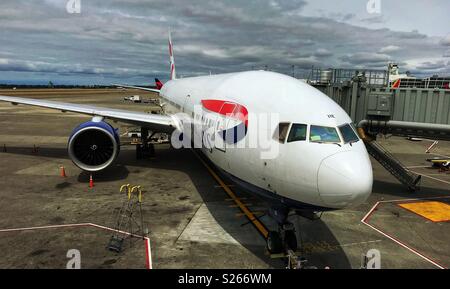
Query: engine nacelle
68,121,120,172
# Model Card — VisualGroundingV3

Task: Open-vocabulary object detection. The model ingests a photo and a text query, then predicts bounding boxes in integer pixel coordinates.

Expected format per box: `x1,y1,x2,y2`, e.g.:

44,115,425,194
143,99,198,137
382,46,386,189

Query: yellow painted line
236,212,264,218
229,203,253,208
398,201,450,222
192,150,269,238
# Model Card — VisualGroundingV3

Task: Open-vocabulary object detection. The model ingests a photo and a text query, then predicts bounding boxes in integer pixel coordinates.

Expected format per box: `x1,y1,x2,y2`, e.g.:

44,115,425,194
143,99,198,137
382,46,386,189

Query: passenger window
339,123,359,143
287,124,307,143
274,122,291,143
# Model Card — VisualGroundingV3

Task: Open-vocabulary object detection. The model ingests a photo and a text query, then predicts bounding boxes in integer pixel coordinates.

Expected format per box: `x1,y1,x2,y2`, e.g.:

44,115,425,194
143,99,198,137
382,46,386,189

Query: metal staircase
365,141,421,191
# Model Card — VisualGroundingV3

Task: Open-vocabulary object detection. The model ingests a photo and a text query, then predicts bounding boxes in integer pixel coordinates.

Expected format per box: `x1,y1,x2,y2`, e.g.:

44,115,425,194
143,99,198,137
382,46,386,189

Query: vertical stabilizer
169,30,177,80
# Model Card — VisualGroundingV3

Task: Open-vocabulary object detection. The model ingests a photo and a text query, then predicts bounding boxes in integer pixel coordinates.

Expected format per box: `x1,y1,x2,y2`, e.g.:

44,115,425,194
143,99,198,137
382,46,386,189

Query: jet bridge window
310,125,341,143
274,122,291,143
287,123,307,143
338,123,360,143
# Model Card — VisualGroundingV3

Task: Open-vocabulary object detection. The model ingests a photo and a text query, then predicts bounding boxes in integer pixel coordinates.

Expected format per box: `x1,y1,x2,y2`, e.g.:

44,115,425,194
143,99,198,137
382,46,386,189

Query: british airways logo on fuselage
201,99,248,144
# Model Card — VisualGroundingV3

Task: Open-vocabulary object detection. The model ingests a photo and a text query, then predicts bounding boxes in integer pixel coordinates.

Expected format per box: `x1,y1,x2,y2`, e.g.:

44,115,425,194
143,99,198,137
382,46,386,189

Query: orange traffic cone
89,174,94,188
60,166,67,177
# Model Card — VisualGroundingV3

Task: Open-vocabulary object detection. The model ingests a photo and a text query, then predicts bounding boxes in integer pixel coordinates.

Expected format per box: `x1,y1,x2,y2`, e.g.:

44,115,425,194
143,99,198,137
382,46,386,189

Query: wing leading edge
113,84,161,93
0,95,178,133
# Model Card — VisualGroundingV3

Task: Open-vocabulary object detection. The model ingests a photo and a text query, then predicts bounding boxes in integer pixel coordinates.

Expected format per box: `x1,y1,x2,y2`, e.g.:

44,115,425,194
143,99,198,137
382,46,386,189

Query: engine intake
68,121,120,172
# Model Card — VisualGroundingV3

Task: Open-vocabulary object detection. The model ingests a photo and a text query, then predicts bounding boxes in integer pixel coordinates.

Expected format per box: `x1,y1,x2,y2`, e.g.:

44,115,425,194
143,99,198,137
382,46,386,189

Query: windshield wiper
348,139,359,146
315,141,341,147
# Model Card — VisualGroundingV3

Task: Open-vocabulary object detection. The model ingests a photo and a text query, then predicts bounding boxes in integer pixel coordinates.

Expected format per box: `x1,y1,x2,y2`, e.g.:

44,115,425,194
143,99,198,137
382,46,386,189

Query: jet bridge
310,68,450,191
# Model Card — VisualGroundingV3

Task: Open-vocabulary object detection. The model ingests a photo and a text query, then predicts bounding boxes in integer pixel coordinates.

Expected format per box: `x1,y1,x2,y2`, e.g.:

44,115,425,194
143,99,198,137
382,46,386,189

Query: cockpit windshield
310,125,341,143
338,123,359,143
287,123,307,142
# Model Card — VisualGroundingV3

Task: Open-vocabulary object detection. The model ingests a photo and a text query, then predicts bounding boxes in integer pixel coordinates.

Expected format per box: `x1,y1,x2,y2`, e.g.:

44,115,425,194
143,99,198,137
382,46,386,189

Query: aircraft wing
0,95,178,133
113,84,160,93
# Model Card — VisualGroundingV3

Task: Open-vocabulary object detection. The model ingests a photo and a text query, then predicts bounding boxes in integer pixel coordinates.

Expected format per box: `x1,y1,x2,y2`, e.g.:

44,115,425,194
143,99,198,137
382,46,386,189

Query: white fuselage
159,71,373,210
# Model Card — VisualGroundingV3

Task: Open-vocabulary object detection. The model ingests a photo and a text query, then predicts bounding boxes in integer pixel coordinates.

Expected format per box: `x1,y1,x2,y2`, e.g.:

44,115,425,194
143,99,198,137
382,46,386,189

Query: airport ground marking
361,196,449,269
192,150,269,238
407,170,450,185
0,222,152,269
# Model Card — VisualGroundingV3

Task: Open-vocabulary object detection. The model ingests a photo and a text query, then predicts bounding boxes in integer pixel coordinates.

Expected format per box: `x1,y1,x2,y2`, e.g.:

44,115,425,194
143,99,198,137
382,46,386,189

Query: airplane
0,32,373,254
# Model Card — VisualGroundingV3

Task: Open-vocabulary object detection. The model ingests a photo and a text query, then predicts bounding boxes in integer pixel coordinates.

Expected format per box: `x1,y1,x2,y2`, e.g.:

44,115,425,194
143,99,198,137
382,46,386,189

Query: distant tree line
0,84,116,89
0,83,157,89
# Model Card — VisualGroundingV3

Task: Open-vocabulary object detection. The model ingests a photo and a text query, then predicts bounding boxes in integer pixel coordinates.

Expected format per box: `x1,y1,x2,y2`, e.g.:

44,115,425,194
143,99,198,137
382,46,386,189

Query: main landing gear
266,207,298,254
136,127,155,160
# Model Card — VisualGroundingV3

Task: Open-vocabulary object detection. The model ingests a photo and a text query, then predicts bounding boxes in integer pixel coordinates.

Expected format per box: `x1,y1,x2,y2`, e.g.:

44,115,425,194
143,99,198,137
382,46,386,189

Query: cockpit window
310,125,341,143
287,123,307,143
274,122,291,143
339,123,360,143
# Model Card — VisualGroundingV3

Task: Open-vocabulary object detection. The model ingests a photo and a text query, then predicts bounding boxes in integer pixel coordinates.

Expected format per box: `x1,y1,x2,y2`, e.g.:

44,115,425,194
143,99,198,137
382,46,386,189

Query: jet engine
68,121,120,172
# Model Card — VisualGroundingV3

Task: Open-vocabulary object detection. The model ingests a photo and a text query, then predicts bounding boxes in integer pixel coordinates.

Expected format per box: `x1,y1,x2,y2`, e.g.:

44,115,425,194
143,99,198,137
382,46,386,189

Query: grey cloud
341,53,391,65
416,60,448,71
440,35,450,46
314,48,333,57
0,0,448,84
379,45,401,53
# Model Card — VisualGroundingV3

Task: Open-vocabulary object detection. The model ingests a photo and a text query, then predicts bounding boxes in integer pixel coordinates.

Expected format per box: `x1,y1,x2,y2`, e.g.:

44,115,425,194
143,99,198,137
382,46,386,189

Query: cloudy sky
0,0,449,85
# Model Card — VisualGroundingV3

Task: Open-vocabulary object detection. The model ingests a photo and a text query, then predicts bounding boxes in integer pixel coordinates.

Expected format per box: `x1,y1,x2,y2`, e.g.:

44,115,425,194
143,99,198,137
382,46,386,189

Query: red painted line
0,222,153,269
361,200,447,269
0,223,90,233
144,237,152,269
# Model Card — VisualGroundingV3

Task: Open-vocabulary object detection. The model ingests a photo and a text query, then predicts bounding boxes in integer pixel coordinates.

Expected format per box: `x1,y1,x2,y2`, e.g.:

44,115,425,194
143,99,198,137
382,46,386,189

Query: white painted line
430,152,450,159
425,141,439,153
377,196,450,204
408,170,450,185
361,199,448,269
338,240,382,248
405,165,429,169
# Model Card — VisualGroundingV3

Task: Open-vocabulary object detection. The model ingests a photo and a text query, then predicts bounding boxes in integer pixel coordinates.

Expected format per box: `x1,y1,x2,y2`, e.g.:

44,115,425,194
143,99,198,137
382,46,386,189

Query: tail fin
392,79,401,89
155,78,164,90
169,30,177,80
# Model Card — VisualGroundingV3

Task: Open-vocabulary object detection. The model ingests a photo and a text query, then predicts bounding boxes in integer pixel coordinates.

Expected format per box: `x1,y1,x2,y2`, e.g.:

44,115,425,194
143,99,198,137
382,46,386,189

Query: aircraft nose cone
318,151,373,208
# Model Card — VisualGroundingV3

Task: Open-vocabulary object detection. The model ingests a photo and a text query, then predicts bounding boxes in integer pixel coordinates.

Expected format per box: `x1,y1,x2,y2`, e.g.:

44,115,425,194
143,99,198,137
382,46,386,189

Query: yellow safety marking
229,203,253,208
120,184,131,199
236,212,264,218
192,150,269,238
131,185,143,203
225,197,248,201
398,201,450,222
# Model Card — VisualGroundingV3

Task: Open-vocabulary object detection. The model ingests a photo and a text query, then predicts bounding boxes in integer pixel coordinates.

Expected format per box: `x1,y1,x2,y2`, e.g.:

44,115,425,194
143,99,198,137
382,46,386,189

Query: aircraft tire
285,230,298,252
267,231,283,254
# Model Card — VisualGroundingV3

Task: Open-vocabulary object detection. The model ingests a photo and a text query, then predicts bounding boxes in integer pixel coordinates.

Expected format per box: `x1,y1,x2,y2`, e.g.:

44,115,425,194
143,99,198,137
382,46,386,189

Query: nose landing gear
266,222,298,254
266,206,299,254
266,206,318,269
